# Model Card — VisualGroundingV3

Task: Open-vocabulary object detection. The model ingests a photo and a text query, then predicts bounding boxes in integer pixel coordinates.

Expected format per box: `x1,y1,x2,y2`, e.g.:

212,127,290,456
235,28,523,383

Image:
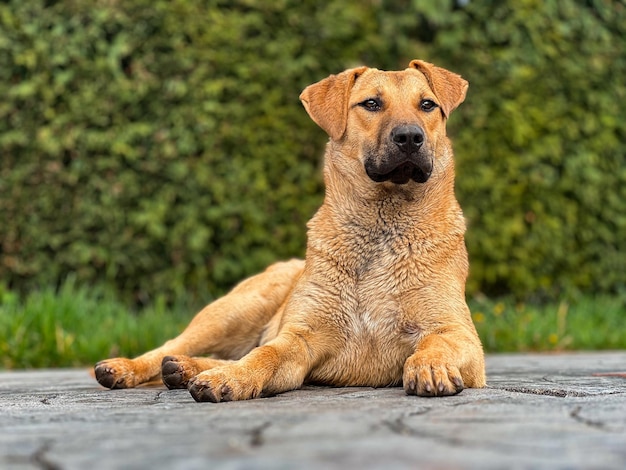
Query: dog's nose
391,125,425,153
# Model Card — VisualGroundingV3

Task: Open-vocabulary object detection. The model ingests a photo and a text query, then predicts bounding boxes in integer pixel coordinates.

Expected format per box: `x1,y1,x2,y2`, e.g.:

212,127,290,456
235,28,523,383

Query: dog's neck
305,144,465,256
303,139,467,285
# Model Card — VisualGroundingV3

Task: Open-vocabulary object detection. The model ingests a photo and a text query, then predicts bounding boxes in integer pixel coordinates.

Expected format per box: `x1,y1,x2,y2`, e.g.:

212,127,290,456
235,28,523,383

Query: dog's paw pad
161,355,194,390
94,359,135,389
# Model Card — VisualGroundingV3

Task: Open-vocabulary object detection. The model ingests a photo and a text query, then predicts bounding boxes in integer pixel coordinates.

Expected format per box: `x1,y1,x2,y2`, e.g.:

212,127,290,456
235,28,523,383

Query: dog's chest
309,290,416,387
323,221,432,337
305,212,448,386
346,263,421,343
308,259,423,387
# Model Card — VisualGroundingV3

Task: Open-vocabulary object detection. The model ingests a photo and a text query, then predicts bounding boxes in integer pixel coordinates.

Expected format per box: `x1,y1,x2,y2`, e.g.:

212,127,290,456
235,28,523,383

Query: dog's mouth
365,161,432,185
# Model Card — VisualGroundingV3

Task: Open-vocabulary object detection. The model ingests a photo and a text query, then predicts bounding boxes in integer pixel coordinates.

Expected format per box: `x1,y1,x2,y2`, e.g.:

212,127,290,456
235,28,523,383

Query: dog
95,59,486,401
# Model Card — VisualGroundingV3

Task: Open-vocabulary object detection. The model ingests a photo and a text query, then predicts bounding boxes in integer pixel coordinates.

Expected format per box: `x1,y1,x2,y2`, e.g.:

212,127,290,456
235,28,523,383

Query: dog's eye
359,98,382,112
420,100,438,112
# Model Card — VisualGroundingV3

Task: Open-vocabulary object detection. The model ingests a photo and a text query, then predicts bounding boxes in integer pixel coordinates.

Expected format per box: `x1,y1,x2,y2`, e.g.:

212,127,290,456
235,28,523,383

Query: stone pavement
1,352,625,470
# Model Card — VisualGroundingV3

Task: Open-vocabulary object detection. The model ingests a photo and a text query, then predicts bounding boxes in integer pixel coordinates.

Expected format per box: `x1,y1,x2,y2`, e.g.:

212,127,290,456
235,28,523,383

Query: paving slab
1,352,625,470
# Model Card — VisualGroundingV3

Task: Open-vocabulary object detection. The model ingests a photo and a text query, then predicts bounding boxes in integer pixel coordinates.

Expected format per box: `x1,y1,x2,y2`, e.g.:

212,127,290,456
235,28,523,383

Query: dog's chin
366,162,432,185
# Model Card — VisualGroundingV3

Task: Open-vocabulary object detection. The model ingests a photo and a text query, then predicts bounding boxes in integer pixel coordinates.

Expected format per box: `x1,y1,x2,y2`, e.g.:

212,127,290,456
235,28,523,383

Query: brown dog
95,60,486,401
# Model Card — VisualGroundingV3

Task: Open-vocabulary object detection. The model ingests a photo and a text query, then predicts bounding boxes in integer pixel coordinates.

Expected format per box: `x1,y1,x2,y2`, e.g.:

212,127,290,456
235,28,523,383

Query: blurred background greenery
1,0,625,365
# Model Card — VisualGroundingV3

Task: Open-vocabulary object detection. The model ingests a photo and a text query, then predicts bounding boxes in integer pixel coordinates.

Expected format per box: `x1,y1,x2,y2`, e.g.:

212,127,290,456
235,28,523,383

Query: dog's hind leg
94,259,304,389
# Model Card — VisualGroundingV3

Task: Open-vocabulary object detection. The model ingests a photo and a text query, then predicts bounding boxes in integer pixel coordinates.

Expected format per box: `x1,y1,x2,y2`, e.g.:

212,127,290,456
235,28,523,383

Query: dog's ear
300,66,368,141
409,60,468,117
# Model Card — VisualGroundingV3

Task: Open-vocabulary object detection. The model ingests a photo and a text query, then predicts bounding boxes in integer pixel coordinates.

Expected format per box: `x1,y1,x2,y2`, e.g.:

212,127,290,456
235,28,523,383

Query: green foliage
0,0,380,302
423,0,626,298
0,0,625,301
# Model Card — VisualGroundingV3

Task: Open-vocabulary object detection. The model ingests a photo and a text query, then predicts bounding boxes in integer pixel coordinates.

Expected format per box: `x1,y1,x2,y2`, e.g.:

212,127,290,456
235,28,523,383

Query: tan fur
95,60,486,401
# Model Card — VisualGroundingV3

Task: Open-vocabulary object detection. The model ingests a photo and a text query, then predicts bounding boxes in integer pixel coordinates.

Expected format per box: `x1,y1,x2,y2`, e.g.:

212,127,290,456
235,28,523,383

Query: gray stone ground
1,352,625,470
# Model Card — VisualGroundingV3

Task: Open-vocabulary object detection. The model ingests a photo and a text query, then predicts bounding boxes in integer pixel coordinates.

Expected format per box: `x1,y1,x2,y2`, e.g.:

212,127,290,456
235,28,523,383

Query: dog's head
300,60,468,185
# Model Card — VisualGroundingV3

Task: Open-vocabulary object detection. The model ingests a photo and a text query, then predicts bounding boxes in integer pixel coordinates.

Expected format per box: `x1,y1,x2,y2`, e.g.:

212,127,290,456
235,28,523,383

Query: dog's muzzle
365,125,433,185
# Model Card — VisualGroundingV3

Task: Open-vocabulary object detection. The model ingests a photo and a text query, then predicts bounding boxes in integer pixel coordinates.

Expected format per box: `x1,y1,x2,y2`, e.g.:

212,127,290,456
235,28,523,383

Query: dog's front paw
188,367,262,403
94,358,139,389
403,355,464,397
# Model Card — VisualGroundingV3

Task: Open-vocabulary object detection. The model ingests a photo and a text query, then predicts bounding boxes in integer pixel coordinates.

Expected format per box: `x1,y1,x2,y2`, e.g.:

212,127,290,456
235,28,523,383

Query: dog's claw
404,360,464,397
452,376,464,393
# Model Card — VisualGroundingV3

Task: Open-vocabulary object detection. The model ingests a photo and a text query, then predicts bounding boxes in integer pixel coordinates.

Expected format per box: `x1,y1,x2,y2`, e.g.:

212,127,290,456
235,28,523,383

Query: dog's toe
403,361,464,397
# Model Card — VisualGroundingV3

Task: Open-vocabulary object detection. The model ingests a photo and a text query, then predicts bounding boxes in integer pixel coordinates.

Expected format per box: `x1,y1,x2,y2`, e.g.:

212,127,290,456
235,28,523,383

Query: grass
469,294,626,352
1,280,624,369
0,279,194,369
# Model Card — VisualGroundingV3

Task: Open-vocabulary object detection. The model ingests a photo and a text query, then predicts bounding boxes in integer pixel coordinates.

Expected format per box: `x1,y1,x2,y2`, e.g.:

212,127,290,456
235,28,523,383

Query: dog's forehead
353,68,432,96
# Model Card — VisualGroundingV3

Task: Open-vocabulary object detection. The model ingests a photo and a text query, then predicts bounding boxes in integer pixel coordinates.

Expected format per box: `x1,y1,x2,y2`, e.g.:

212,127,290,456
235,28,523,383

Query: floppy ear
299,66,368,141
409,60,468,117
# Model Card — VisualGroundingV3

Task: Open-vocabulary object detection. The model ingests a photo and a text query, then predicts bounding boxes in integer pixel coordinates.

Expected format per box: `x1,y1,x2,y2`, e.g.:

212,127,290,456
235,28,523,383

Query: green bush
0,0,392,302
1,0,624,302
427,0,626,298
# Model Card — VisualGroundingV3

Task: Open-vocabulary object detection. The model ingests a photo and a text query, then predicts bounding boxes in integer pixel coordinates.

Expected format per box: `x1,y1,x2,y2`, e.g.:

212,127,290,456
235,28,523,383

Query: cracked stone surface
1,352,625,469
